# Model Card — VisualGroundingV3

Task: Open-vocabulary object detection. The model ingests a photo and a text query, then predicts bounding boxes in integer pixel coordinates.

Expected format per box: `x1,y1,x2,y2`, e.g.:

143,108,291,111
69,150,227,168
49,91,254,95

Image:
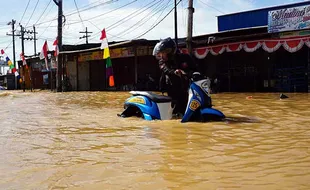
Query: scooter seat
129,91,172,103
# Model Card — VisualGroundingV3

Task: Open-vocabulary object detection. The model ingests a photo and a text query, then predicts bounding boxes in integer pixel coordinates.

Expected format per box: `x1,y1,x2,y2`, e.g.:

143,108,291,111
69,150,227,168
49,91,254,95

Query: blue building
217,1,310,32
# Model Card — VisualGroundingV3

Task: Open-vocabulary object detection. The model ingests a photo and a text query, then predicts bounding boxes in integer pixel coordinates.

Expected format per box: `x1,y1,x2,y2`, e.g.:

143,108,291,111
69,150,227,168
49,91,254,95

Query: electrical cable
34,0,52,25
19,0,31,24
73,0,85,28
115,0,169,37
25,0,41,27
106,0,162,31
198,0,225,14
134,0,182,39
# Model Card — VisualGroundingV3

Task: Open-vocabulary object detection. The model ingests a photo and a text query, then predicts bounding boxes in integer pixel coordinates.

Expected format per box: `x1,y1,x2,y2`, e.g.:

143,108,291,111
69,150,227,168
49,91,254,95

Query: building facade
189,2,310,92
62,40,160,91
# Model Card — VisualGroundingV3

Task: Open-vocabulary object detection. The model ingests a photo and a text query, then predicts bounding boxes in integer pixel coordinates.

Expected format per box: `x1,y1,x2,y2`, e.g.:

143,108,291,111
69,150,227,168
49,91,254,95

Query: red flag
53,38,59,57
40,41,48,60
53,39,58,46
0,49,4,55
100,29,106,40
40,41,49,70
20,53,27,66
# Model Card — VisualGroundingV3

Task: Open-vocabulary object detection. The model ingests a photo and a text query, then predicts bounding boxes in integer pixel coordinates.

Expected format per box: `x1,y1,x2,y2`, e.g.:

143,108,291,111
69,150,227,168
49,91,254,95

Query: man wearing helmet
153,37,198,116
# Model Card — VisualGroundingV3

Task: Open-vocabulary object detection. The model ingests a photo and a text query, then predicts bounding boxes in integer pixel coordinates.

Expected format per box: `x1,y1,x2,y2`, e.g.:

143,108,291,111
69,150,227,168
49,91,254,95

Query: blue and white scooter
118,73,225,122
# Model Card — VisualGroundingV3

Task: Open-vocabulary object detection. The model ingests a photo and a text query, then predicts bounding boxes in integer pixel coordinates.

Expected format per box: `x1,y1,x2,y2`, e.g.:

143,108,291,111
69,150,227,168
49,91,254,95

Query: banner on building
78,51,103,62
268,4,310,33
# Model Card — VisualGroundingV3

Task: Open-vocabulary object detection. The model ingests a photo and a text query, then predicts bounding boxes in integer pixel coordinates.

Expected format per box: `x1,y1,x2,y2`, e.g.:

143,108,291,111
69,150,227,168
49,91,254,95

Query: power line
37,1,55,25
3,41,13,51
115,0,169,37
198,0,225,14
82,20,127,41
66,0,118,17
135,0,182,39
121,0,171,38
65,0,117,16
37,16,57,39
62,0,138,27
35,0,119,26
35,0,52,25
74,0,139,44
19,0,31,24
106,0,163,31
26,0,41,27
73,0,85,28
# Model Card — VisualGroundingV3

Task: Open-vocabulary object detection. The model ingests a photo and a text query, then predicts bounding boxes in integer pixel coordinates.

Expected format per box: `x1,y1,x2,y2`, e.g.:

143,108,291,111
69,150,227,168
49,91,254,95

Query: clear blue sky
0,0,308,66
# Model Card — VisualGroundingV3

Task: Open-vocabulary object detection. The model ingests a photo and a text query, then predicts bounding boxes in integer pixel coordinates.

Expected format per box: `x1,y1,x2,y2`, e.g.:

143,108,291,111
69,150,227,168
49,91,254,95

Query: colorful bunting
0,49,19,76
100,28,115,87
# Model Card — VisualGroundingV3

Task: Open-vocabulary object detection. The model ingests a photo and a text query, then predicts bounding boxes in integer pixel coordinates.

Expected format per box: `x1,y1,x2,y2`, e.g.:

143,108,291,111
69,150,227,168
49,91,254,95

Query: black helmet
153,37,177,58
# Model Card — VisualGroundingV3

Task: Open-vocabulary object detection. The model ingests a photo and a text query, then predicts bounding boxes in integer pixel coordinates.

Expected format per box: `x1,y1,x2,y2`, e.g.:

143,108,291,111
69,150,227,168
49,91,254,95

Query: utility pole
79,27,92,44
6,19,17,89
20,24,33,92
24,26,38,55
20,24,26,92
20,25,25,58
174,0,178,48
54,0,63,92
187,0,194,55
33,25,37,55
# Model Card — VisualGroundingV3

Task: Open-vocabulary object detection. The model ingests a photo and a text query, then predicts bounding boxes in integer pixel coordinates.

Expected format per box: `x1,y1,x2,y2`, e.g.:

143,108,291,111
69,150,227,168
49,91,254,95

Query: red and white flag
20,52,27,66
53,38,59,57
40,40,49,70
40,40,48,60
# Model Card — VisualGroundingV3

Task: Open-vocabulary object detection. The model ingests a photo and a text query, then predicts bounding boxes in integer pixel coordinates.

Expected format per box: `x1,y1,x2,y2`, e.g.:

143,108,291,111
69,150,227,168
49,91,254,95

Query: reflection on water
0,91,309,189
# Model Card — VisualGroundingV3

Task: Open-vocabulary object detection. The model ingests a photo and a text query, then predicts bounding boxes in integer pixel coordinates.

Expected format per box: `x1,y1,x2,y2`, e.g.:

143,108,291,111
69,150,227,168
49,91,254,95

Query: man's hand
174,69,185,77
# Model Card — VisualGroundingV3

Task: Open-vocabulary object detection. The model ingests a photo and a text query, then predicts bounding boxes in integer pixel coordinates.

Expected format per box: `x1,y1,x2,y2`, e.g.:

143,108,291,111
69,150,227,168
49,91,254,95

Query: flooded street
0,91,309,189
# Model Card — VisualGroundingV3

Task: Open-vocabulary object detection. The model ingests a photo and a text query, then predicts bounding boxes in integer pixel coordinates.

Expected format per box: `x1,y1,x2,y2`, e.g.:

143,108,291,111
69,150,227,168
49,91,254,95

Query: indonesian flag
100,28,114,87
53,38,59,57
20,52,27,66
100,29,110,59
40,40,49,70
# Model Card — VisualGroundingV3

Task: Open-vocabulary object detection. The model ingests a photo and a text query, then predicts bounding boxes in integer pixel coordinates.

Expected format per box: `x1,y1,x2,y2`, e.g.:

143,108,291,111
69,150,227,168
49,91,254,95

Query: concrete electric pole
187,0,194,55
6,19,17,89
174,0,178,48
53,0,63,92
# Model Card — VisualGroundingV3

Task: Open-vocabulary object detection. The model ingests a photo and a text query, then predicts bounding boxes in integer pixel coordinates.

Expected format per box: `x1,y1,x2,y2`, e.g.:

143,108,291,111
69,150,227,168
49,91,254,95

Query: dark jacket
159,53,197,78
158,52,197,92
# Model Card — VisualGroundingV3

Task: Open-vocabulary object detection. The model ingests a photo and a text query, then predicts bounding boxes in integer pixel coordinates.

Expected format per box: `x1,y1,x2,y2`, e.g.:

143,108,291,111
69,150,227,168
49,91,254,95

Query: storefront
188,2,310,92
63,40,159,91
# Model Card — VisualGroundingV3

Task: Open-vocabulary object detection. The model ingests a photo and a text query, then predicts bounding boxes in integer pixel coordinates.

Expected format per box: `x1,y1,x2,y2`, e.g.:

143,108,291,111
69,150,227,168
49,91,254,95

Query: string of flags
0,49,19,77
1,31,115,87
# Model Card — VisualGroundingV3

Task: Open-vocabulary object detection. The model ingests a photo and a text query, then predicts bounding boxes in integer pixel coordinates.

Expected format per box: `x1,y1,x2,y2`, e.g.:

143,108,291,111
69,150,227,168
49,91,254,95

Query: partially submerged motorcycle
118,74,225,123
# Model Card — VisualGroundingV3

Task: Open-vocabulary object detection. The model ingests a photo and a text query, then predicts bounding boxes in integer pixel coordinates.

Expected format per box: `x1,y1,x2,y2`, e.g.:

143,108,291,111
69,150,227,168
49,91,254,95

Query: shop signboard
268,4,310,33
110,47,135,58
78,46,151,61
78,51,103,62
